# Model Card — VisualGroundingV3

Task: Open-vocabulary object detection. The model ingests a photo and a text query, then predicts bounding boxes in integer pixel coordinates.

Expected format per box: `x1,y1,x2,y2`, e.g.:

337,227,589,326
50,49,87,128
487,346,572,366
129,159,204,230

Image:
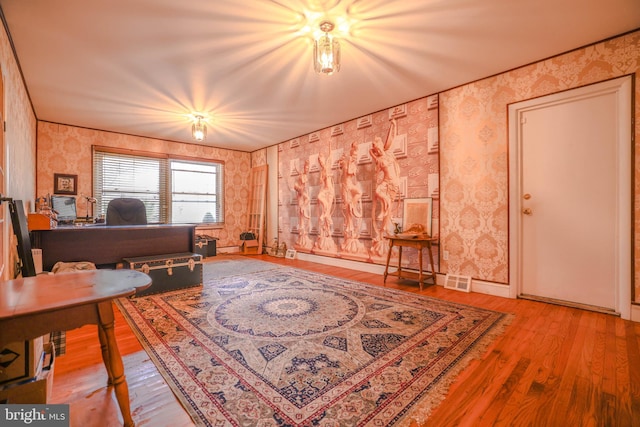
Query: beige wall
36,122,251,249
0,16,37,279
439,30,639,294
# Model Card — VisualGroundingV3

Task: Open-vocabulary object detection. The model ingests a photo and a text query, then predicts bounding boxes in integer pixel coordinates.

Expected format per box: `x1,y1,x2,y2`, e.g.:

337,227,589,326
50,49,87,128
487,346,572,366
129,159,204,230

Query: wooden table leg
97,301,135,427
98,320,113,386
397,246,403,279
426,241,436,283
384,241,394,283
418,247,423,291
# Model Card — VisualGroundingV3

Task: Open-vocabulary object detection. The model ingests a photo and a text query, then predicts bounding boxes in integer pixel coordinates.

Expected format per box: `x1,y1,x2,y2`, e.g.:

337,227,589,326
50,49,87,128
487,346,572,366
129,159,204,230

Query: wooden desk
0,269,151,427
383,235,437,291
31,224,195,271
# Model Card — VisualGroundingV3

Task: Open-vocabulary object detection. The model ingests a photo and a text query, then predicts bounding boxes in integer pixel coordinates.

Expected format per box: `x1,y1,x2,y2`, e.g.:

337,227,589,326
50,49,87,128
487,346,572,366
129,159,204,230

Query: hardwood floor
51,254,640,426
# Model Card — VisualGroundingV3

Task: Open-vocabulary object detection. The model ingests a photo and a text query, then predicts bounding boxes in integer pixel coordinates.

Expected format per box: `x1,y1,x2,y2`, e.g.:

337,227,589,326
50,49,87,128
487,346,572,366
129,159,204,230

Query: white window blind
93,150,167,223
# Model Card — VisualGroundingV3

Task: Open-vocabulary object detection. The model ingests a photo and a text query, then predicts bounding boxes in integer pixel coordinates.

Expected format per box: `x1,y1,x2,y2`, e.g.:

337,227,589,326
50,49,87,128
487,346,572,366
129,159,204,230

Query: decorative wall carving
388,104,407,119
356,115,372,129
278,97,440,267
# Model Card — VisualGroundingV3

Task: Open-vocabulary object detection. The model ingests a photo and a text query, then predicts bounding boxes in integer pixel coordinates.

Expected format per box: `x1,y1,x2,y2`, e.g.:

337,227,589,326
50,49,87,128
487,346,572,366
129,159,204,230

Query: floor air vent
444,274,471,292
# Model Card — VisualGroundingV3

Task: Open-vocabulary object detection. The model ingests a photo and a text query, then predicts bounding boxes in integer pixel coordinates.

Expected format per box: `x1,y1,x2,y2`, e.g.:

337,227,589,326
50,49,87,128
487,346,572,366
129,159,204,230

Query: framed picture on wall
402,197,433,236
54,173,78,195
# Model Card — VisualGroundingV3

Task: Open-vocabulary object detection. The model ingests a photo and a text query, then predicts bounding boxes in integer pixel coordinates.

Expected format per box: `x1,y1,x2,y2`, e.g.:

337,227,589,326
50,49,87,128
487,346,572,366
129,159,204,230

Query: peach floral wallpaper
440,31,640,296
36,122,251,249
277,96,439,270
0,20,37,279
251,148,267,167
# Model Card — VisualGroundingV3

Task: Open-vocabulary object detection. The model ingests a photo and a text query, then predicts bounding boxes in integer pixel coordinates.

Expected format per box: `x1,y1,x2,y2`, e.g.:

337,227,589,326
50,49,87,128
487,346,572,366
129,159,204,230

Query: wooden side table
383,235,438,291
0,269,151,427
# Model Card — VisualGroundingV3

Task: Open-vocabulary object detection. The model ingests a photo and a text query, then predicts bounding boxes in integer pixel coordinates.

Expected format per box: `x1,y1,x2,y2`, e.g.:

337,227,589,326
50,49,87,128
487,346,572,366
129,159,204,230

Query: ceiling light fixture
314,20,340,75
192,115,207,141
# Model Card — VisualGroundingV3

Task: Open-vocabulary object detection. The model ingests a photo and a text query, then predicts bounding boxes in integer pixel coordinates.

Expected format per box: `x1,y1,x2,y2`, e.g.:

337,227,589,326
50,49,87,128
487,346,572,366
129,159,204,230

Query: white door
509,76,632,318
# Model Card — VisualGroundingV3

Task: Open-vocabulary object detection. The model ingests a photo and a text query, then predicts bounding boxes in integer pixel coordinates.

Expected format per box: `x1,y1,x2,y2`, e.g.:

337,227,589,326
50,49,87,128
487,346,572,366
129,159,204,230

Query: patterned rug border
202,255,283,279
116,263,512,426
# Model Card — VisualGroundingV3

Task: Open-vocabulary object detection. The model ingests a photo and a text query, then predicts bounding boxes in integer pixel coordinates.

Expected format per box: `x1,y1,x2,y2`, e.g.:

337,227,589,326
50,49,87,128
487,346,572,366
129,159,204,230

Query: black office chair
106,198,147,225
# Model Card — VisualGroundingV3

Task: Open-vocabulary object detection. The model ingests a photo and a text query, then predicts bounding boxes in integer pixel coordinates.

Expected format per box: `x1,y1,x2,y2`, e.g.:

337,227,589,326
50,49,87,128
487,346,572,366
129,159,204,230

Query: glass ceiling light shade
192,115,207,141
314,21,340,75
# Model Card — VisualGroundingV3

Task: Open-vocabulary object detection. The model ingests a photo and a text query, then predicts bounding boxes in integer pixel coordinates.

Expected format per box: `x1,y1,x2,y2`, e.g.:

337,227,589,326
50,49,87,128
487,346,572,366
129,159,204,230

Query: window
170,159,223,224
93,150,166,223
93,148,224,225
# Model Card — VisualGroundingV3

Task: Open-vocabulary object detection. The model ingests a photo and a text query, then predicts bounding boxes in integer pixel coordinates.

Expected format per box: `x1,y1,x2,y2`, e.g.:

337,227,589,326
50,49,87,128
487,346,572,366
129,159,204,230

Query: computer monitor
51,195,77,223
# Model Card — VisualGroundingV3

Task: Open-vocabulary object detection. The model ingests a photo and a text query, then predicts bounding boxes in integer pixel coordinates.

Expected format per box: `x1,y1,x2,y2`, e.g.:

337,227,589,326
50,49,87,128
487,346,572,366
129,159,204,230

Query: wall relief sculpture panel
278,96,439,269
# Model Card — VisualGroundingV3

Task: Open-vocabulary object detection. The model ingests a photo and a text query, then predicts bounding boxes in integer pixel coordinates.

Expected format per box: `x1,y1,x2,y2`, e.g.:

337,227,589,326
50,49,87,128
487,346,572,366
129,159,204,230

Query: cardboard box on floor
0,336,44,386
241,239,259,254
0,342,54,404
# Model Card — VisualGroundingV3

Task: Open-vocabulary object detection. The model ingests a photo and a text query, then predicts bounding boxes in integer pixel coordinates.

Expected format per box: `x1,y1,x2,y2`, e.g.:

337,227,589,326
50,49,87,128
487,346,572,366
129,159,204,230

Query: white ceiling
1,0,639,152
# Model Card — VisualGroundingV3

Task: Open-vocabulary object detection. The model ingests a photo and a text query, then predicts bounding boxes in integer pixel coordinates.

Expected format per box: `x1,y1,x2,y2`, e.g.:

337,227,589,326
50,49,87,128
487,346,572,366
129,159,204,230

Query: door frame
508,76,632,319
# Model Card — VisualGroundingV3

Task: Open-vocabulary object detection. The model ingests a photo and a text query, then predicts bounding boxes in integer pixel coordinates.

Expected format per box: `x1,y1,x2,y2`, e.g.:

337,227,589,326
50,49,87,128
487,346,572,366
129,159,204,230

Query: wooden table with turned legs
0,269,151,427
383,235,438,291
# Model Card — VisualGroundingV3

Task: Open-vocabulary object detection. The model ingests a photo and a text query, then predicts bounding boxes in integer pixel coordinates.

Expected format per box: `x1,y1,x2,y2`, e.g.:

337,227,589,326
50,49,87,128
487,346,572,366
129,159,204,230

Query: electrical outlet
443,250,449,260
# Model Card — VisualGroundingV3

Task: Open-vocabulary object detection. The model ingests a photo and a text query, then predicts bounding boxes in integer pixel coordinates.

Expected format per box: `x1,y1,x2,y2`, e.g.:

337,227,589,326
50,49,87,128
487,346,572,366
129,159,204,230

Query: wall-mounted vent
444,274,471,292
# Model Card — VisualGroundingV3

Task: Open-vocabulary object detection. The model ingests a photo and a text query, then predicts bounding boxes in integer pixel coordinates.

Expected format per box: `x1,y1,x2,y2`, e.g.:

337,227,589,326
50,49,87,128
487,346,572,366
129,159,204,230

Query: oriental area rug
116,260,509,426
